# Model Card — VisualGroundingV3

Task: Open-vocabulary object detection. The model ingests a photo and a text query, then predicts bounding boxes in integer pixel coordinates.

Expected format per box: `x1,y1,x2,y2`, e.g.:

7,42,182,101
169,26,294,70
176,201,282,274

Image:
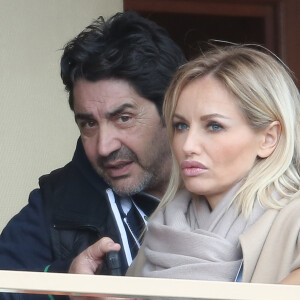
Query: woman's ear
257,121,281,158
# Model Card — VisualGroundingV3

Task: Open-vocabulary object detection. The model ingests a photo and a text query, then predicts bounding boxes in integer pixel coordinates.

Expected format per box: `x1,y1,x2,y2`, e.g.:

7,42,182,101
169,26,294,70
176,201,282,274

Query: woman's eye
208,122,223,131
174,122,189,131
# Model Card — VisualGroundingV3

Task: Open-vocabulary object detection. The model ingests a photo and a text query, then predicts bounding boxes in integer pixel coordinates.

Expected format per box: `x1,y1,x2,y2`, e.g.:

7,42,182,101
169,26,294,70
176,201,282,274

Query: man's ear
257,121,281,158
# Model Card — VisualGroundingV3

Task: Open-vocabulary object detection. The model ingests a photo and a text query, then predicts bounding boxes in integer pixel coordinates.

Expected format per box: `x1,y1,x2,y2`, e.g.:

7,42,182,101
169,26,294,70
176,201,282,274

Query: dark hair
60,11,186,114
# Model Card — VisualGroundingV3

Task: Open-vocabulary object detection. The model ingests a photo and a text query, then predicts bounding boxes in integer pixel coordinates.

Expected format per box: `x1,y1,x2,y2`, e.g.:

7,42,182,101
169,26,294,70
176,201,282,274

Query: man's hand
69,237,137,300
69,237,121,275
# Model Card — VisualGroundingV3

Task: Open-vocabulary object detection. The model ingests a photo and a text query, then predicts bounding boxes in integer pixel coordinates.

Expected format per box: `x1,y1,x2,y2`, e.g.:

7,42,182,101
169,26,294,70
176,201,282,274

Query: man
0,11,186,298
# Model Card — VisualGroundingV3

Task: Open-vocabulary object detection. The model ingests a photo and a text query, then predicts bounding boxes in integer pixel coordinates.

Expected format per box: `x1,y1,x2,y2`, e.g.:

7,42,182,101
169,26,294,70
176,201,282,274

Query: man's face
73,78,171,198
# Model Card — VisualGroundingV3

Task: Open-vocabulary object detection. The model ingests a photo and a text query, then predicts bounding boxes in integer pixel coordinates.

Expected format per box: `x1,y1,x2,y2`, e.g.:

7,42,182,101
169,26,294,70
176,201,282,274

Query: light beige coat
127,197,300,283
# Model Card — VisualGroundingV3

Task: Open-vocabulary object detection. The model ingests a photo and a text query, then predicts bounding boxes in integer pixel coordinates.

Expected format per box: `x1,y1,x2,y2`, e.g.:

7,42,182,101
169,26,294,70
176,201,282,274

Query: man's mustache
97,146,138,167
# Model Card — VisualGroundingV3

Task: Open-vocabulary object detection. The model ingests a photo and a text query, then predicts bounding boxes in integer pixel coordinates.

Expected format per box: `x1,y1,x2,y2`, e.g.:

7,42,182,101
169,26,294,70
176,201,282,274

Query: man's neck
143,184,168,201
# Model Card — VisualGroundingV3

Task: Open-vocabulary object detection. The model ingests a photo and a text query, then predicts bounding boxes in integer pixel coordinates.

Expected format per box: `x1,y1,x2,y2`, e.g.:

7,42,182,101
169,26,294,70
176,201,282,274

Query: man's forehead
74,94,142,115
73,78,153,112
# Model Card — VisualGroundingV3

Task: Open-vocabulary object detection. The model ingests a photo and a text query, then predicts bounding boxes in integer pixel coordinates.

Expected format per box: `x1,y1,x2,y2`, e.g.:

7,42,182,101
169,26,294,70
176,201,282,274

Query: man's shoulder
37,156,111,227
38,161,74,190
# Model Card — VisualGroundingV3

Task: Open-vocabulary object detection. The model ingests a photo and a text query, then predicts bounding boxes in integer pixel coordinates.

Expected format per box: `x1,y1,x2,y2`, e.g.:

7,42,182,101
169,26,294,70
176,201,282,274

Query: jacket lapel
239,208,278,282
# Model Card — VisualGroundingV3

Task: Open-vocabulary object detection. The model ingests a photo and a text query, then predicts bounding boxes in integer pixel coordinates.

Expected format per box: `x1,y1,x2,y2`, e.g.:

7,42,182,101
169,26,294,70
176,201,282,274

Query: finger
86,237,121,262
69,237,121,274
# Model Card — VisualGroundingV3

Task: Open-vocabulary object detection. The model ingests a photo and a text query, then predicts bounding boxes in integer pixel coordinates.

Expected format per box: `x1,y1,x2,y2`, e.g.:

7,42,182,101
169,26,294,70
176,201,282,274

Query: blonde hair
159,45,300,217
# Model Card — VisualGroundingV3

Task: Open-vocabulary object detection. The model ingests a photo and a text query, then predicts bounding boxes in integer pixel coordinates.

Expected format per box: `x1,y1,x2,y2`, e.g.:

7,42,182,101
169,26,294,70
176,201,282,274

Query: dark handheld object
105,251,122,276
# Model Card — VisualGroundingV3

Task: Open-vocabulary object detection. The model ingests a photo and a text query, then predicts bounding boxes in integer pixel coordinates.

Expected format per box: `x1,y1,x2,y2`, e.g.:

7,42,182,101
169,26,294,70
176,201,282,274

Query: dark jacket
0,138,158,299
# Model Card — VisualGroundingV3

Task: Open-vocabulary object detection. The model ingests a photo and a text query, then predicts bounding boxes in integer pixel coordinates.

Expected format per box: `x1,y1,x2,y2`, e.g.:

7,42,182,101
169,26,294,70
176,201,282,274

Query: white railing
0,270,300,299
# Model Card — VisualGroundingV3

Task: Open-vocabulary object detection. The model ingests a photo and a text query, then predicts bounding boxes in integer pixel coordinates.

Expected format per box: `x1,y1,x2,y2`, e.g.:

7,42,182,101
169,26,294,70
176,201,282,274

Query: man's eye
84,121,96,128
119,115,131,122
173,122,189,131
79,120,96,129
207,122,223,131
87,121,96,127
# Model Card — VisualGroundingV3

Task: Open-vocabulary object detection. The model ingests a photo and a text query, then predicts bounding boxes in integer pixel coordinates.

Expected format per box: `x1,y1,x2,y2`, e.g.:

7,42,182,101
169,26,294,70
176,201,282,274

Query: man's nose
97,126,122,157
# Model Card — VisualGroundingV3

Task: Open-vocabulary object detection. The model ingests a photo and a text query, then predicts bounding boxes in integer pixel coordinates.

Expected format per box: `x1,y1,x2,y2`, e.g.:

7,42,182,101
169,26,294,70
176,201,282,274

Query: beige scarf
141,184,265,281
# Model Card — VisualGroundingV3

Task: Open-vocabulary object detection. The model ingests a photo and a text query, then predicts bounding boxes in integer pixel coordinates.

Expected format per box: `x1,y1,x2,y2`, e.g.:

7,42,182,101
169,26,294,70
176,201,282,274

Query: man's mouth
103,160,134,178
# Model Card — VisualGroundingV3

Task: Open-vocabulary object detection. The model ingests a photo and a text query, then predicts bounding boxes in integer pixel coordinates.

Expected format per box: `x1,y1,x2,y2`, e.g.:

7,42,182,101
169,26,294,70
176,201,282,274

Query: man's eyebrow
106,103,136,118
74,113,94,122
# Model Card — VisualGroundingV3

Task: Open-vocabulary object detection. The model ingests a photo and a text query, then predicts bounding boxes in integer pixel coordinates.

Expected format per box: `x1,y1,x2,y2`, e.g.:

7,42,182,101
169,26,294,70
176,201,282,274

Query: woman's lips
180,160,207,176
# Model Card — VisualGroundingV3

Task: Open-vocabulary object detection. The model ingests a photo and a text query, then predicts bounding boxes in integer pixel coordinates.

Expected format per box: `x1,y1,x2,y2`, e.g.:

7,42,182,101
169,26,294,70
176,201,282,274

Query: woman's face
172,76,264,210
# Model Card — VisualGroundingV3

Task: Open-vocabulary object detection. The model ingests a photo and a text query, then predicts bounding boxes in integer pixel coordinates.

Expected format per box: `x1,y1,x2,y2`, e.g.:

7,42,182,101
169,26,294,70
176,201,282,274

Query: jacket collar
50,138,109,229
52,138,159,229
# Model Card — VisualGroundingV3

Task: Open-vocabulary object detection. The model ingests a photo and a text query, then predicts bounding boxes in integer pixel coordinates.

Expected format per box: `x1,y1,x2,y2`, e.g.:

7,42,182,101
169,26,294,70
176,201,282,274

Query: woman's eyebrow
200,113,230,121
173,113,229,121
173,113,185,120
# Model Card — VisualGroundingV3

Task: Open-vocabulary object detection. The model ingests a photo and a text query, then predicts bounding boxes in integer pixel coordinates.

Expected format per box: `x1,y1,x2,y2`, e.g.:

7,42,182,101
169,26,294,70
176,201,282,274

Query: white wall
0,0,123,231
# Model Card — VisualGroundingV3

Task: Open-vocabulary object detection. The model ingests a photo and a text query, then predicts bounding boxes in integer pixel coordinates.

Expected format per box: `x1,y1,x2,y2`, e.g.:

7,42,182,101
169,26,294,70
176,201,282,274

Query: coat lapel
239,208,278,282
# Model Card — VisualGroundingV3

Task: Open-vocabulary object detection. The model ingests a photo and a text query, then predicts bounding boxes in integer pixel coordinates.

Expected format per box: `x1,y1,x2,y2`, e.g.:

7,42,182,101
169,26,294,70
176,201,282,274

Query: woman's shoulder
280,196,300,213
272,196,300,229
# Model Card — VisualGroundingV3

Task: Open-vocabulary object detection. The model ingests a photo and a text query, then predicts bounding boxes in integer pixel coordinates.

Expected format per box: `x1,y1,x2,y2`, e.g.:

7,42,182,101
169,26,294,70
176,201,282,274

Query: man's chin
107,176,150,197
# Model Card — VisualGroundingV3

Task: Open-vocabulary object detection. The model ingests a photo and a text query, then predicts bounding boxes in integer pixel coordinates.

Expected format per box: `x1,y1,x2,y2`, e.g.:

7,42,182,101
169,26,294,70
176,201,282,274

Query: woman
127,45,300,284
